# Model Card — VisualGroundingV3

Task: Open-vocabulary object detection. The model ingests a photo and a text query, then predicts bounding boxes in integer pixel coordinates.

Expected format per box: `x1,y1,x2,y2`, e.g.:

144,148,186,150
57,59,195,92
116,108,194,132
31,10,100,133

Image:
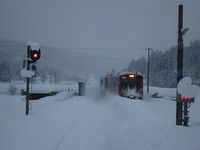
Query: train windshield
119,77,128,88
119,74,143,89
119,76,135,88
127,78,135,88
136,76,143,87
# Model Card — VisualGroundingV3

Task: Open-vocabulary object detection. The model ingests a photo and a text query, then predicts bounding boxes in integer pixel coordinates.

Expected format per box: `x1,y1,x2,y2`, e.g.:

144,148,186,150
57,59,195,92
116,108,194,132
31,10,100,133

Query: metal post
26,46,31,115
55,71,57,85
79,82,85,96
176,4,183,125
147,48,150,94
183,102,189,126
146,48,151,94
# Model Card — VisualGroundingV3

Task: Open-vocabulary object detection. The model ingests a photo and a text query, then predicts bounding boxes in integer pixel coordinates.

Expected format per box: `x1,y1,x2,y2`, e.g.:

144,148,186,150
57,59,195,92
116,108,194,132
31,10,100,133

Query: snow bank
20,68,35,78
178,77,200,98
0,82,200,150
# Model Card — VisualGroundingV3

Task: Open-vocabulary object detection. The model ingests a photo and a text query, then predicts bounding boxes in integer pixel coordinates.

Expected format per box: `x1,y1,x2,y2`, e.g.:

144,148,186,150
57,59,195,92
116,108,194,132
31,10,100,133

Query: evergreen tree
0,62,11,82
127,40,200,88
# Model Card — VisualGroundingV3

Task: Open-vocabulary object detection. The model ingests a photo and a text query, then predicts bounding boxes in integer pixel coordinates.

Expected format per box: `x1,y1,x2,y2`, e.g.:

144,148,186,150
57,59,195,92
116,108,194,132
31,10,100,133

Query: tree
127,39,200,88
0,62,11,82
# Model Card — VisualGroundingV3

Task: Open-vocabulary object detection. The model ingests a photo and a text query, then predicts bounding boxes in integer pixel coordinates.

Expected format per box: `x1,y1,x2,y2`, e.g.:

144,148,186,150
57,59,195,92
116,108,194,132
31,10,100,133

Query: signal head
30,49,41,62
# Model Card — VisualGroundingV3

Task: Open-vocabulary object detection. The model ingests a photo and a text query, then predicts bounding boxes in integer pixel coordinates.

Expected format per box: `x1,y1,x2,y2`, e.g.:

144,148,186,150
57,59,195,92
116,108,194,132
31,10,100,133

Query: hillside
127,40,200,87
0,39,106,83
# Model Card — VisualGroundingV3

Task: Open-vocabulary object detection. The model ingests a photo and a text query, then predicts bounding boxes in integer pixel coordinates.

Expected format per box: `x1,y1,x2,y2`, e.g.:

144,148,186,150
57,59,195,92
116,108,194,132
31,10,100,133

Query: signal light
30,49,41,62
33,53,38,58
180,97,192,100
180,97,194,103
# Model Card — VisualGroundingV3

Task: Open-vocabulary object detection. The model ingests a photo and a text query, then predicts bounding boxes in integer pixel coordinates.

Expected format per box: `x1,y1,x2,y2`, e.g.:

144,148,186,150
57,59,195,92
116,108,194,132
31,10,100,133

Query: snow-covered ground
0,80,200,150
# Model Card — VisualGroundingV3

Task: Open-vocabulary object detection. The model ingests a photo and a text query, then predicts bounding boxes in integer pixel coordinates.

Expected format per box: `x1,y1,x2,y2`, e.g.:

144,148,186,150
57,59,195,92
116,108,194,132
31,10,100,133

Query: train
100,72,143,99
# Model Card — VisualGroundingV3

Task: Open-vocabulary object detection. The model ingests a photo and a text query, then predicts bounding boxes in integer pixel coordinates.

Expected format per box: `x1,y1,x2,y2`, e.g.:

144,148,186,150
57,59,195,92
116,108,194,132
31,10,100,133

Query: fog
0,0,200,74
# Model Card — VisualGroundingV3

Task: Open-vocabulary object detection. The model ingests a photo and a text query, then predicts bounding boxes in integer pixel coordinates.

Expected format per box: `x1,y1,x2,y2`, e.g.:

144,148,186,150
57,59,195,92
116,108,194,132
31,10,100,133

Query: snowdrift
0,82,200,150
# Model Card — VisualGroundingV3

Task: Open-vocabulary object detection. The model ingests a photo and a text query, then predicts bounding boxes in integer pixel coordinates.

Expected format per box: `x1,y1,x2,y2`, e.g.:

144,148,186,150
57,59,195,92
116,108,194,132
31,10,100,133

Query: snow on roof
118,71,143,76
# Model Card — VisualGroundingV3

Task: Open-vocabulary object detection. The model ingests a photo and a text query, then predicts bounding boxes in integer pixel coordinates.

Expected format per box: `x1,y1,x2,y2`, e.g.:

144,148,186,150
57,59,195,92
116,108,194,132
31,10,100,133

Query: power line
0,45,26,48
49,57,134,60
0,45,148,61
43,47,146,51
0,44,148,51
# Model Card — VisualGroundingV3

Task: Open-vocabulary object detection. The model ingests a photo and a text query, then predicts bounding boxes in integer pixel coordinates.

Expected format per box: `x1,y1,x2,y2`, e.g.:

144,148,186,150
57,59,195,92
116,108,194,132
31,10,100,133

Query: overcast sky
0,0,200,66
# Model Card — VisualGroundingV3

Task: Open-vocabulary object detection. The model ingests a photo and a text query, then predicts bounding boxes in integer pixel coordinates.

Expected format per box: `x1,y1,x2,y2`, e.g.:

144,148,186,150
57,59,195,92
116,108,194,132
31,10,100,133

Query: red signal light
33,53,38,58
30,49,40,62
180,97,194,103
180,97,192,101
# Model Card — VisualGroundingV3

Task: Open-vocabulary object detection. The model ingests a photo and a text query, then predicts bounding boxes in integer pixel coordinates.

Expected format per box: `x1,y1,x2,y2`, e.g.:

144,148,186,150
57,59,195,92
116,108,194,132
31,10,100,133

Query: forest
127,39,200,87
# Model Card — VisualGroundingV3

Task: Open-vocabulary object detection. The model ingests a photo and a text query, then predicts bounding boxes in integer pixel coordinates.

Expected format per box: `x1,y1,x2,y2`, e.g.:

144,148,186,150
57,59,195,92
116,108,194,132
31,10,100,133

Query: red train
100,73,143,99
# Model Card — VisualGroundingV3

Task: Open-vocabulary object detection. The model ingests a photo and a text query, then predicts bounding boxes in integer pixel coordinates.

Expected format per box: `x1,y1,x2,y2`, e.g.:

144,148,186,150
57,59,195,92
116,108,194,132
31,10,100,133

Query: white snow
178,77,200,98
28,41,40,50
0,80,200,150
20,68,35,78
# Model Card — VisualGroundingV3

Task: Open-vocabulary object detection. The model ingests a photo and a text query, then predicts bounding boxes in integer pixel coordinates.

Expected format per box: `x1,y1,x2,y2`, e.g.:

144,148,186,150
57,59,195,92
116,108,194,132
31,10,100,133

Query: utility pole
176,4,189,126
55,71,57,85
176,4,183,125
146,48,152,94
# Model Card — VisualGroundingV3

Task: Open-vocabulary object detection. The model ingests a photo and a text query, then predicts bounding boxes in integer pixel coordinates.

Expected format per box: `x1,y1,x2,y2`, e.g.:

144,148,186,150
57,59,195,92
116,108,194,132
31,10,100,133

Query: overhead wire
0,44,147,51
42,46,146,51
0,45,147,60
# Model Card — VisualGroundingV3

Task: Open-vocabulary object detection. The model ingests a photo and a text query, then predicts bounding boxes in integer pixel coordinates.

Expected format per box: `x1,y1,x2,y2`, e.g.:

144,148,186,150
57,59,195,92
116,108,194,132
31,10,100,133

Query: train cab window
128,79,135,88
120,77,128,88
136,76,143,87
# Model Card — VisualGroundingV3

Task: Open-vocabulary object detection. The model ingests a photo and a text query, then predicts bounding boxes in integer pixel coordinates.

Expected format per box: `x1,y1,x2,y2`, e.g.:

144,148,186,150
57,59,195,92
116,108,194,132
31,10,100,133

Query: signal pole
24,43,41,115
26,46,31,115
176,4,189,125
176,4,184,125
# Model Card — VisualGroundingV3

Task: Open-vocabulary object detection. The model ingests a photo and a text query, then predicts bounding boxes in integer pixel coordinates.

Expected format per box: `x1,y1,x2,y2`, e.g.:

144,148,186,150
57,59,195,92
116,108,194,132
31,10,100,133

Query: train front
118,74,143,99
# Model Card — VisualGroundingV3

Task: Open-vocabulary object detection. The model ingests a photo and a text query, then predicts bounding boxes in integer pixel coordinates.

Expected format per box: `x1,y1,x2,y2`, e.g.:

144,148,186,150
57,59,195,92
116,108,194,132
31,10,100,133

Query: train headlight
129,74,135,78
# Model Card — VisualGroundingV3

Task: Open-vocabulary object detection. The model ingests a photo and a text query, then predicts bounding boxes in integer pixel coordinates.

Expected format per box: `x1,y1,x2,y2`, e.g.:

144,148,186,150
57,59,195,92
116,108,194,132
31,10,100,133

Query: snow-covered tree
127,40,200,88
0,62,11,82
